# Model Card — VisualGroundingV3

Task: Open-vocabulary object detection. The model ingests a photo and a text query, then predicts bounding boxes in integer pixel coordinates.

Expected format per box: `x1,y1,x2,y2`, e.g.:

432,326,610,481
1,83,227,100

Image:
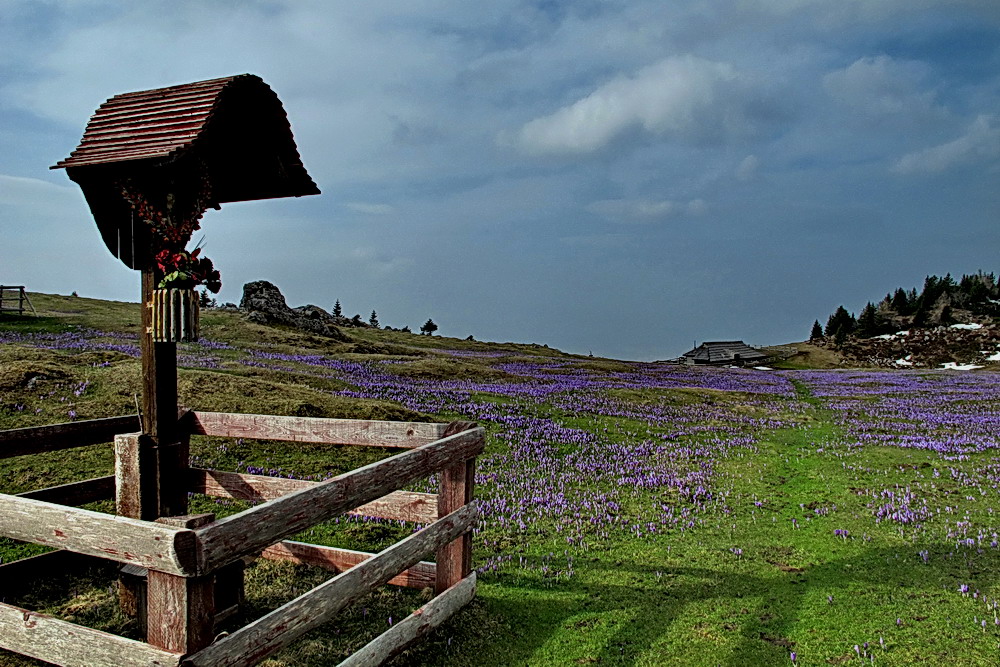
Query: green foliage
332,299,342,318
816,269,1000,341
824,305,855,340
420,318,439,335
810,320,823,340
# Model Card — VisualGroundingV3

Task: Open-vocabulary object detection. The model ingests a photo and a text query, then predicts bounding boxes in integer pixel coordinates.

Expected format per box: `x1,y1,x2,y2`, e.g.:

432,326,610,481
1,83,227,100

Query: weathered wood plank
195,428,484,573
116,433,190,521
436,459,476,594
260,541,435,589
147,514,216,654
17,475,115,506
188,468,438,523
188,467,314,501
183,503,478,667
187,411,447,448
436,421,477,595
0,493,198,576
0,600,182,667
115,432,144,519
0,414,139,459
352,489,438,524
338,572,477,667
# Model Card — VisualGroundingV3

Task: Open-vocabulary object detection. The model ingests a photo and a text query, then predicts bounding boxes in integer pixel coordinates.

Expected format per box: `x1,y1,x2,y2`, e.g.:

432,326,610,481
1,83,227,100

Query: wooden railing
0,412,483,667
0,286,35,316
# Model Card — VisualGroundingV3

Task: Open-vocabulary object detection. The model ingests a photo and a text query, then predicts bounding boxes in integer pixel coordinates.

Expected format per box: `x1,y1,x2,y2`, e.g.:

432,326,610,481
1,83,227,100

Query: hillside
3,291,1000,666
807,272,1000,369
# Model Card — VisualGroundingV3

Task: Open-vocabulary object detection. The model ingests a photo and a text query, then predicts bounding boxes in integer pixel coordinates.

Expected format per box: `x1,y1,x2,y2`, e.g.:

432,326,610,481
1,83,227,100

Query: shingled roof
51,74,319,268
680,341,767,366
51,73,319,202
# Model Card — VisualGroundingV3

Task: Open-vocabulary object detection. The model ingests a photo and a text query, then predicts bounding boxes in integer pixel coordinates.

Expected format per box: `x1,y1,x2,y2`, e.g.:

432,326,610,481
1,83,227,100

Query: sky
2,1,999,361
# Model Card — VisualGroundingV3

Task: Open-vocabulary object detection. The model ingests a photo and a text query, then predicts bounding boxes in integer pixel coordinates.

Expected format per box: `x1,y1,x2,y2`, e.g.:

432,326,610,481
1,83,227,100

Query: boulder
239,281,349,341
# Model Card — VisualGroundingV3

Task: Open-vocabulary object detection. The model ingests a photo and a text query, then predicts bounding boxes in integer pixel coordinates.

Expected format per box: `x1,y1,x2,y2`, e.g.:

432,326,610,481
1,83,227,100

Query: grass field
1,293,999,666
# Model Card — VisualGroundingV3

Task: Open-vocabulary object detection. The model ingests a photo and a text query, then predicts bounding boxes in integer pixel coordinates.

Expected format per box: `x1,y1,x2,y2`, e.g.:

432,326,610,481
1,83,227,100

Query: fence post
147,513,216,654
435,421,478,594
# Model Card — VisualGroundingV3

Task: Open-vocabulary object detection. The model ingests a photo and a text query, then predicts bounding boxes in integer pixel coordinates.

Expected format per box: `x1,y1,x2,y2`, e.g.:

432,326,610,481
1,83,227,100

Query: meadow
1,293,999,666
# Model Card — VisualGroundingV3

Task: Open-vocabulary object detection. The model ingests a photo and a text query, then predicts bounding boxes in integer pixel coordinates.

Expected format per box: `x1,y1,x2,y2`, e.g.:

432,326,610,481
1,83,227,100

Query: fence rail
0,411,483,667
0,286,35,316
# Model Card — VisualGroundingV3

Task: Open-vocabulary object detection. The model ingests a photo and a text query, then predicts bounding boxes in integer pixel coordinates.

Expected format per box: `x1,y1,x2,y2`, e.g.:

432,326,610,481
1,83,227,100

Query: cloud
736,155,759,181
823,55,938,117
587,197,707,222
891,114,1000,174
345,202,395,215
513,55,764,155
0,174,80,215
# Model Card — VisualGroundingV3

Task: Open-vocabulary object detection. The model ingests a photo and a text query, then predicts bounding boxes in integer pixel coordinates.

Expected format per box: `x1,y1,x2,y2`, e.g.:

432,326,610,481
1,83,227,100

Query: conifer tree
891,288,910,314
825,306,855,338
810,320,823,340
369,310,379,327
420,319,438,335
333,299,343,318
857,302,878,338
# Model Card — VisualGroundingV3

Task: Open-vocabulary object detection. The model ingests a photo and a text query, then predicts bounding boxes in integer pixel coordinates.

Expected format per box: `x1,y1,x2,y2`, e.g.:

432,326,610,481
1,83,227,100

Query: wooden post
147,514,216,655
435,421,478,595
117,262,191,621
140,269,189,518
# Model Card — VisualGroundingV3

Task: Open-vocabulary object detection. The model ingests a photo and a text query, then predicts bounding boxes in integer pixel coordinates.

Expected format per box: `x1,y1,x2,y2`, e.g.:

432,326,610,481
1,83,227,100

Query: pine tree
825,306,855,338
857,302,878,338
369,310,379,327
420,319,438,335
810,320,823,340
912,296,929,326
891,288,910,314
332,299,343,318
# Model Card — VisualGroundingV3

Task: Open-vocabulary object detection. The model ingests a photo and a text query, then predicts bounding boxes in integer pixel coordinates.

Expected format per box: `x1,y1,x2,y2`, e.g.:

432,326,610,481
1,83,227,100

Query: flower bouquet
155,241,222,293
151,241,219,342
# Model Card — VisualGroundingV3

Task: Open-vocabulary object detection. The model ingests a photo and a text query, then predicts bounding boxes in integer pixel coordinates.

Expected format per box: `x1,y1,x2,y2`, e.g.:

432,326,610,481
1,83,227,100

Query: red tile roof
53,75,247,169
51,74,319,268
52,73,319,204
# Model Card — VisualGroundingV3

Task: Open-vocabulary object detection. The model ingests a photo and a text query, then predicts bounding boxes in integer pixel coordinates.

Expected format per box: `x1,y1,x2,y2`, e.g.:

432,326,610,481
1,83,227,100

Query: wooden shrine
0,75,481,666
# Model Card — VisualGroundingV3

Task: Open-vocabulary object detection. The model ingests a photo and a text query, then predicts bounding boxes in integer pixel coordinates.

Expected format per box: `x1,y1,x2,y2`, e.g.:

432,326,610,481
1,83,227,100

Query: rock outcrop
819,323,1000,368
239,281,349,341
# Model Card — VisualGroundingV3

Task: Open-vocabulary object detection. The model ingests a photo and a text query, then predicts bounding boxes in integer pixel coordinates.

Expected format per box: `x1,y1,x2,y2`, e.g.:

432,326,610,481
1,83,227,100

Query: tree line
811,271,999,344
332,299,439,335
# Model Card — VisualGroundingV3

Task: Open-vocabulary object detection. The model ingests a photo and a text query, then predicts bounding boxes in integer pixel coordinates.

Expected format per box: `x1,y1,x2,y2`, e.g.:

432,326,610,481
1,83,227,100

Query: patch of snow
987,352,1000,362
941,362,984,371
753,366,773,371
874,334,894,340
896,330,910,336
950,323,983,330
895,358,914,367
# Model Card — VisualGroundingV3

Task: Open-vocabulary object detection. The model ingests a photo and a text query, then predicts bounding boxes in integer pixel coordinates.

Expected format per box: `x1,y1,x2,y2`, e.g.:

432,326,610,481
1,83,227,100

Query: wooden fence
0,412,483,666
0,286,35,316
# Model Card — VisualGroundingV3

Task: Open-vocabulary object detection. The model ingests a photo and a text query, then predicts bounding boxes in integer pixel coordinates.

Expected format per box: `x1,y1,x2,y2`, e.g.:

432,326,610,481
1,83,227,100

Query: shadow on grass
446,542,1000,667
0,315,72,335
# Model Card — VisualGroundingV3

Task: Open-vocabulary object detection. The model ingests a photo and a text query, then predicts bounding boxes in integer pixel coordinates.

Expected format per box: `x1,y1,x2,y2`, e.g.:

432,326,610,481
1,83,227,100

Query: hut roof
681,341,767,365
51,73,319,203
51,74,319,269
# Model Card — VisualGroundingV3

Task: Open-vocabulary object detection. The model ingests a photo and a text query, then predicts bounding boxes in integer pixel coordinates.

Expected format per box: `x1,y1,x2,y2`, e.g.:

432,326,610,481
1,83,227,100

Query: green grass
2,293,999,666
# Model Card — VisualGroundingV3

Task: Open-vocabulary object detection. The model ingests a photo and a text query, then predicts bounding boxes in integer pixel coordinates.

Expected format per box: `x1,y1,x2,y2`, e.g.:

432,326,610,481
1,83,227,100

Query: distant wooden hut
680,341,767,366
